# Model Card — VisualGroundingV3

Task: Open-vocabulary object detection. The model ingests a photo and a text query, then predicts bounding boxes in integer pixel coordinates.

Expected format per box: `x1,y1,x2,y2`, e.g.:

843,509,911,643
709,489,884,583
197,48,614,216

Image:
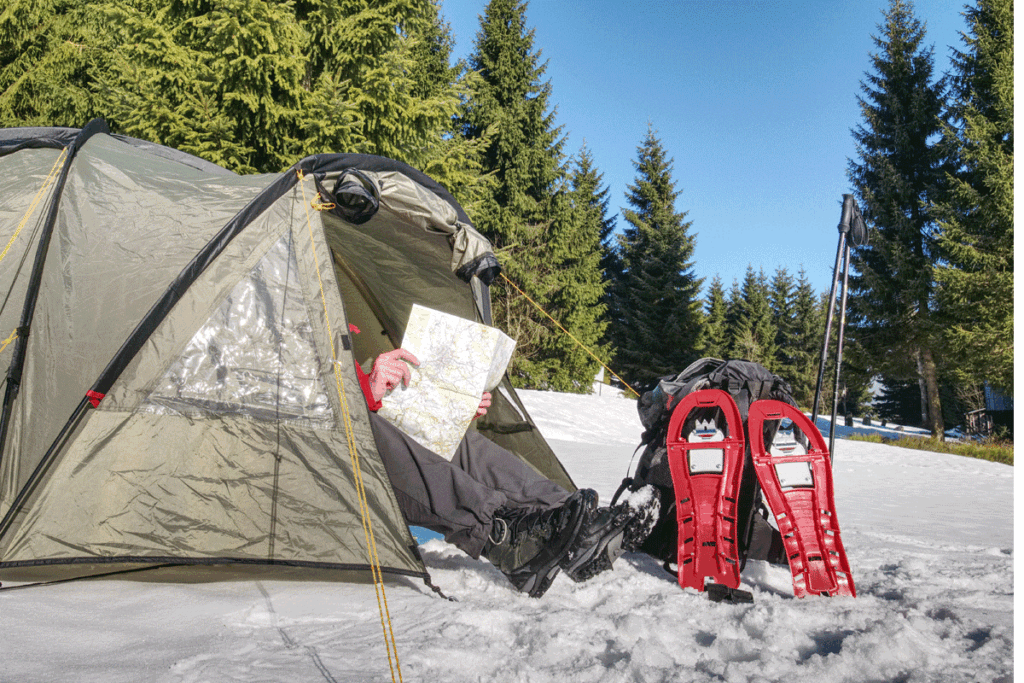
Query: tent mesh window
143,233,335,428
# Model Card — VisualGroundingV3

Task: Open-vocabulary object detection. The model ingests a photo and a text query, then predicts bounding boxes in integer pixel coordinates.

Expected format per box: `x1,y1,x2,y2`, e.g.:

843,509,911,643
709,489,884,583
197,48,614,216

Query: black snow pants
368,412,569,558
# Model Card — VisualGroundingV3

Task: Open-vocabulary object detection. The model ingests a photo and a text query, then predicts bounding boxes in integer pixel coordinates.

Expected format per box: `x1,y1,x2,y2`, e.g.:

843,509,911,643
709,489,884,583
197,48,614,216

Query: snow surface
1,389,1013,682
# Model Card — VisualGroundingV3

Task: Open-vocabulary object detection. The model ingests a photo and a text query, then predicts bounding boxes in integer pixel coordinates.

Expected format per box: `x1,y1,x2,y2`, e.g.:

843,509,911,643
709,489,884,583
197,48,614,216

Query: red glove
368,349,420,403
475,391,492,419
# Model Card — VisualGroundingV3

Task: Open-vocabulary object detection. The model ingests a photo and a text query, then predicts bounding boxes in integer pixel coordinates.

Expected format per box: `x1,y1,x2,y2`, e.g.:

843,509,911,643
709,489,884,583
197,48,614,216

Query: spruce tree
789,268,825,408
537,143,613,392
408,3,493,209
768,267,797,379
572,142,620,307
600,202,625,357
607,127,702,388
97,0,309,173
0,0,102,126
461,0,574,388
933,0,1013,392
1,0,470,176
699,276,729,359
847,0,948,436
724,278,744,352
728,266,777,369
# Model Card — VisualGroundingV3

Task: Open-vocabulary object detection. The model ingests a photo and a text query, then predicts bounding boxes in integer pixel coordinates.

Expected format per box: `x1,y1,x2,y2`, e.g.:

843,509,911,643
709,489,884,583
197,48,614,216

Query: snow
1,389,1013,682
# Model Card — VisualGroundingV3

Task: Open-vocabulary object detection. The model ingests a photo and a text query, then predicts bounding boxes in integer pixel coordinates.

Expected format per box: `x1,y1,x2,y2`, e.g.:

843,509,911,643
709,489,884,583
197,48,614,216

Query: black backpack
614,358,795,573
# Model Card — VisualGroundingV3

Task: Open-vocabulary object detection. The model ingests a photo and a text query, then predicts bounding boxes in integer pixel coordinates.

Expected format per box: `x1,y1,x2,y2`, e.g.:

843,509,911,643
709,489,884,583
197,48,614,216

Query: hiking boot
560,485,660,583
483,488,597,598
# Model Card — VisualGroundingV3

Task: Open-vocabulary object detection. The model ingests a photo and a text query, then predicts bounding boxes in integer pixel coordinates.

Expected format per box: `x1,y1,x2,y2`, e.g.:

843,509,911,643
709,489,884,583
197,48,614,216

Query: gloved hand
475,391,492,419
368,349,420,403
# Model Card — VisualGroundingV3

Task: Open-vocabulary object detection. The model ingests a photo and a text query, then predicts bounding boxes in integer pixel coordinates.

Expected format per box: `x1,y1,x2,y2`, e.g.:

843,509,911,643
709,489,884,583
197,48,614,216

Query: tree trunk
916,351,929,426
920,345,944,439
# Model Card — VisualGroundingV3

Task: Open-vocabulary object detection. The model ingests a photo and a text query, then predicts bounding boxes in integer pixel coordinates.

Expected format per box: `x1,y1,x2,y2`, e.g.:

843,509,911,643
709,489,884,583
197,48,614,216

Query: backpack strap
611,442,647,506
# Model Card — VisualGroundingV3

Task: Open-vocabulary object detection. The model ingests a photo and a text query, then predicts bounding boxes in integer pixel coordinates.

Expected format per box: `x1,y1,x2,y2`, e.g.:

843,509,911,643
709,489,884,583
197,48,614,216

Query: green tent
0,119,574,584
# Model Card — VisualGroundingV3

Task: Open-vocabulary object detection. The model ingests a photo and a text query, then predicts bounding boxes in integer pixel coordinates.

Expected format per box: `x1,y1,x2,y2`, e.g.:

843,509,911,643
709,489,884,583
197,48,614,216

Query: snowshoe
664,389,747,593
747,401,856,598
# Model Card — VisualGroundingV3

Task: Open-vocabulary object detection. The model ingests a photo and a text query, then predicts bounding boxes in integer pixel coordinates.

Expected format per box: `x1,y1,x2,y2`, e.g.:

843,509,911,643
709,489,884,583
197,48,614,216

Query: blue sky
438,0,970,295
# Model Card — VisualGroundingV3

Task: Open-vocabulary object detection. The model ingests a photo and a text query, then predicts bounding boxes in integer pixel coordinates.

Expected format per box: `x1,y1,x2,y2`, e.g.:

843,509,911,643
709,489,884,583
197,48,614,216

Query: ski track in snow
0,390,1013,682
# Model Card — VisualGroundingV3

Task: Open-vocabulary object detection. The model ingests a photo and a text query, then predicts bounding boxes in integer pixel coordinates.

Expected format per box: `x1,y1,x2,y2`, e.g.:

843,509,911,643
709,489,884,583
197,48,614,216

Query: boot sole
561,505,630,582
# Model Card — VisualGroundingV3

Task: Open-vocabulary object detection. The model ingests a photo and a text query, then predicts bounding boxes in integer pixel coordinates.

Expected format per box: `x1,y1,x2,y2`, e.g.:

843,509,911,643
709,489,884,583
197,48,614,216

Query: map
378,304,516,460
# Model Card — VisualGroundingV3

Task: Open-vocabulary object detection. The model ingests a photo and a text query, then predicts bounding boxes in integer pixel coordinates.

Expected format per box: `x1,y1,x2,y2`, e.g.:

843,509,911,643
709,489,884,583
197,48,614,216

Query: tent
0,119,575,584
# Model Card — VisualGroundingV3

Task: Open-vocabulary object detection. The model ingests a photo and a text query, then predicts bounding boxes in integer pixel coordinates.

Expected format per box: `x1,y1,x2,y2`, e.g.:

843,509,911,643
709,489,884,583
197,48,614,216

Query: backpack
614,358,795,573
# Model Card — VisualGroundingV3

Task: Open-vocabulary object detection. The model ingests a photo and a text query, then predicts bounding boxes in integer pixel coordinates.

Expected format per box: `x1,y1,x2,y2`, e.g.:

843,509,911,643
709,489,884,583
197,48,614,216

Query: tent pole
0,120,108,470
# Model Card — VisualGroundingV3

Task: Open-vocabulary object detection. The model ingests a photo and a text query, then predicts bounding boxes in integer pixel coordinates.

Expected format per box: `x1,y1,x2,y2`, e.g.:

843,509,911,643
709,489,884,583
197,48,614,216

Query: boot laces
494,505,559,547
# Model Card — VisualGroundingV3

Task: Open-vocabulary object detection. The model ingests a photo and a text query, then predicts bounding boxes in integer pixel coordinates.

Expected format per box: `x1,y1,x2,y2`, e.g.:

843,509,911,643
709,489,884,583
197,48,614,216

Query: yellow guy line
0,328,17,355
499,272,639,396
297,170,403,683
0,147,68,265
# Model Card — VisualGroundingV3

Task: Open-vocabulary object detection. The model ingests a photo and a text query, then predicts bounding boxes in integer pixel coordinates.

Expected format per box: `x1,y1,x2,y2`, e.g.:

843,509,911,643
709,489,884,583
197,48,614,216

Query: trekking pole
811,231,845,425
826,238,852,456
811,195,867,459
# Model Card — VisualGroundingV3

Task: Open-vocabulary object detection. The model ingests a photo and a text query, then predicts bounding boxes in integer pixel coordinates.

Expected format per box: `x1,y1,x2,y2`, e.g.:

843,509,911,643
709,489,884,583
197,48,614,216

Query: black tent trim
0,554,430,579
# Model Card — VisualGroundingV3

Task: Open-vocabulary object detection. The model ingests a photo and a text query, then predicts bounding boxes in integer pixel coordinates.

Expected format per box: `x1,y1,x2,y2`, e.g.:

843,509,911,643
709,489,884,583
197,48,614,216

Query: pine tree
460,0,573,388
933,0,1013,392
847,0,948,436
699,276,729,359
607,126,702,388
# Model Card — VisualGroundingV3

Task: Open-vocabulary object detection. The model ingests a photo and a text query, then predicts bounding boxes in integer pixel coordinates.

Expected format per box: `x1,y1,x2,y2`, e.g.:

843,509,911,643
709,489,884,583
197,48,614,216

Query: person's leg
371,412,663,597
368,412,509,558
452,429,570,510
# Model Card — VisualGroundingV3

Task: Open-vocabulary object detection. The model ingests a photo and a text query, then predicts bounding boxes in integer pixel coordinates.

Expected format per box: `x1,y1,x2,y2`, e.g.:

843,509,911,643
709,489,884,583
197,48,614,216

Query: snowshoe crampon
665,389,746,593
748,401,856,598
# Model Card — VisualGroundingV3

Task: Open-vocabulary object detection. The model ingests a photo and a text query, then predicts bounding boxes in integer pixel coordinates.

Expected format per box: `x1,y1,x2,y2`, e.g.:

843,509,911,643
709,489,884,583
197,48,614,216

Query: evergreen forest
0,0,1011,434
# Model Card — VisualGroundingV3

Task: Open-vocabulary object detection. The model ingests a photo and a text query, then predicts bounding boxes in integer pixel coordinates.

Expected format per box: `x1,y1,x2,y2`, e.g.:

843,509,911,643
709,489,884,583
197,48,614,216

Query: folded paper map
378,304,516,460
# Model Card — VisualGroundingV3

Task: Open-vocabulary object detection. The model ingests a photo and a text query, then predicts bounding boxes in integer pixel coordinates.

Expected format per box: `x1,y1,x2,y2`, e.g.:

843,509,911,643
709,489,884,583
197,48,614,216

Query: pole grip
838,194,868,247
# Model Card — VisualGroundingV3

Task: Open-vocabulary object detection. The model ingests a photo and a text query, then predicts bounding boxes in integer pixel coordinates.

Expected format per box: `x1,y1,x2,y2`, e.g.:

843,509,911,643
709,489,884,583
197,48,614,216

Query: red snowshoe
665,389,747,593
747,401,856,598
